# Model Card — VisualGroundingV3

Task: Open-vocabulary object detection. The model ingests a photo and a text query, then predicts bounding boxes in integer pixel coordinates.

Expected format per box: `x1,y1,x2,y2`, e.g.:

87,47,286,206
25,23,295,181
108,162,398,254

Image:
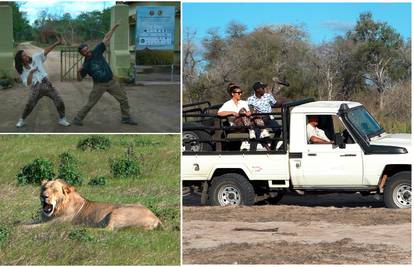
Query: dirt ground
0,43,180,133
183,193,411,264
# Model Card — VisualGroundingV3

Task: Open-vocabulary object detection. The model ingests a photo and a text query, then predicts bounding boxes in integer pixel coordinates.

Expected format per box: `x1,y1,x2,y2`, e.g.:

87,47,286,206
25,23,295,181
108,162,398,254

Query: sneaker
16,118,26,128
58,117,71,127
72,117,83,126
260,129,270,138
249,129,256,139
121,117,138,125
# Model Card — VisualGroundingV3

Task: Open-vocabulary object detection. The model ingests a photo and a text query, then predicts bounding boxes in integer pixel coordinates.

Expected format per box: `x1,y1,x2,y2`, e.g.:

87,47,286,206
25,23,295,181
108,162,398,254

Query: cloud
320,21,354,33
18,1,115,24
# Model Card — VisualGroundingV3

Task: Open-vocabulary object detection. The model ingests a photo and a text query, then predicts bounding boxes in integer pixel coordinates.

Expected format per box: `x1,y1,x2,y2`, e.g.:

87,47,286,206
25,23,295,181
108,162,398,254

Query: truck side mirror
334,133,346,149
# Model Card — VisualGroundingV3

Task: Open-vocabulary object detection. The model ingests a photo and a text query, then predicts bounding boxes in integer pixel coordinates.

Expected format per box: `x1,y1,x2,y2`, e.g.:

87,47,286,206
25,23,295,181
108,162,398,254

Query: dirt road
0,43,180,133
183,193,411,264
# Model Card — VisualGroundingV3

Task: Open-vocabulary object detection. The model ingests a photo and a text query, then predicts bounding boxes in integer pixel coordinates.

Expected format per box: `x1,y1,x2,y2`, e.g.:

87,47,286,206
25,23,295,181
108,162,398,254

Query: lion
25,179,162,230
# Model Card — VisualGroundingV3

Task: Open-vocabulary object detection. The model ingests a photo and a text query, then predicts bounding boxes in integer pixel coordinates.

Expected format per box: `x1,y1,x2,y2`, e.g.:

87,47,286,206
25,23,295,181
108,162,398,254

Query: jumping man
74,20,137,126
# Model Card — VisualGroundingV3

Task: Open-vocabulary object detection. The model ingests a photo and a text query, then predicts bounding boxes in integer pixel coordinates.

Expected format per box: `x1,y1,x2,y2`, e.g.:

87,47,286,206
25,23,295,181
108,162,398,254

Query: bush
59,152,78,165
0,224,10,245
68,228,95,242
77,136,111,151
110,146,140,179
110,158,140,179
16,158,55,185
58,152,83,185
88,176,107,186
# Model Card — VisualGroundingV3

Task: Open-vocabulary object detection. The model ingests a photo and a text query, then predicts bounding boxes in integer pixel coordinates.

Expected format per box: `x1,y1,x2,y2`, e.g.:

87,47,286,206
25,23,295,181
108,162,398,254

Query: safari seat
226,132,275,140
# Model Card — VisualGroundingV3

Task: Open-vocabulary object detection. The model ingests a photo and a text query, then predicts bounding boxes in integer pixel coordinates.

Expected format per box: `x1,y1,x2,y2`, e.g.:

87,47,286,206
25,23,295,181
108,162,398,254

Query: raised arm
44,35,64,56
102,19,121,46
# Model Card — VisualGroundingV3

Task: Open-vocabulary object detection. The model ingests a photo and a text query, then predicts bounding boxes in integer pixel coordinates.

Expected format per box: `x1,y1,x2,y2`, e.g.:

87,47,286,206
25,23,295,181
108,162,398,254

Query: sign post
109,4,130,80
0,5,15,79
136,6,175,50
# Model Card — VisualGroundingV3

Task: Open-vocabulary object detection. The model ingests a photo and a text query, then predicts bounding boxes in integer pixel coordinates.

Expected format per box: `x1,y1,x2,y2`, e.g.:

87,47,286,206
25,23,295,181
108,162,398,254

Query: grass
0,135,180,265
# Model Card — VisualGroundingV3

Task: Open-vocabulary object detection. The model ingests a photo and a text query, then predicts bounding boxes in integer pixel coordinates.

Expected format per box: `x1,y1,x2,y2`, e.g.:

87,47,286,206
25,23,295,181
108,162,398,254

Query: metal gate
60,46,110,81
60,46,83,81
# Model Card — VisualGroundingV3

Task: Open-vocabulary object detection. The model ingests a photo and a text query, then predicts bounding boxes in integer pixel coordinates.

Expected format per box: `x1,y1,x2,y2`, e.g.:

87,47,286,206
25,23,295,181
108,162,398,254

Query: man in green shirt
74,20,137,126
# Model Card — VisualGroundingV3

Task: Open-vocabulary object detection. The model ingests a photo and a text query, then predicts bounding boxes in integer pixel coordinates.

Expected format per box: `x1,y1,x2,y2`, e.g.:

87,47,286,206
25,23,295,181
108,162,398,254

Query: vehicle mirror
334,133,345,149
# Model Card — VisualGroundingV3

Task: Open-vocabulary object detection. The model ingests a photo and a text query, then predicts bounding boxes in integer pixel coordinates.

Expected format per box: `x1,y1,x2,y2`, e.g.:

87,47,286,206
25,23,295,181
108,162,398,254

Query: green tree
346,12,408,110
7,2,33,42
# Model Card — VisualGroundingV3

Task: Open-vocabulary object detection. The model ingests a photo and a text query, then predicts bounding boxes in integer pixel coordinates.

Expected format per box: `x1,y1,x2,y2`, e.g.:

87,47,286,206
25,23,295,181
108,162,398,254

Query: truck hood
370,133,412,151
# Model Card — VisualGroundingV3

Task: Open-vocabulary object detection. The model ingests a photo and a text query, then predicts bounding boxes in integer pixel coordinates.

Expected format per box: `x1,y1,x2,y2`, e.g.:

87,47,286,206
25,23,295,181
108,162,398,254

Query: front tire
208,173,255,206
384,171,411,209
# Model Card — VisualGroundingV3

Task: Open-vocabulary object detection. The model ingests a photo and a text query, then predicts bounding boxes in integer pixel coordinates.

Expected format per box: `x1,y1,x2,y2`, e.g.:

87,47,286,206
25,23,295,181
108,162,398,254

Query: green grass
0,135,180,265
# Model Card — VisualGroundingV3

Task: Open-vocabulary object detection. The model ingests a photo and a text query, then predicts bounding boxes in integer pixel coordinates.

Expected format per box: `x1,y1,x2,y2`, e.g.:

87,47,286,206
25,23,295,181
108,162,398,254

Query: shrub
16,158,55,185
59,152,78,165
110,146,140,179
0,224,10,245
77,136,111,151
68,228,95,242
88,176,107,186
58,152,83,185
110,158,140,179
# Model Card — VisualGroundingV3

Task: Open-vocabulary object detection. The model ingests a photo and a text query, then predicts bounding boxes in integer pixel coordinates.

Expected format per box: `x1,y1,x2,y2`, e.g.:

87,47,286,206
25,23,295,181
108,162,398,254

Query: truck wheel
384,171,411,209
208,173,255,206
182,131,213,152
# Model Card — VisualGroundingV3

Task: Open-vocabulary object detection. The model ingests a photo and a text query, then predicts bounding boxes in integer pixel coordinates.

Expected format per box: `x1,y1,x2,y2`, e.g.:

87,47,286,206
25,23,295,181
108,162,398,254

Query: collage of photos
0,0,412,266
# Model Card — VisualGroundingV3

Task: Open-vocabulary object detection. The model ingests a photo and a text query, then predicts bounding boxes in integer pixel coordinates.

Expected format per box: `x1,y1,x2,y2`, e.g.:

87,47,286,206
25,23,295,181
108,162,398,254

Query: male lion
27,179,161,230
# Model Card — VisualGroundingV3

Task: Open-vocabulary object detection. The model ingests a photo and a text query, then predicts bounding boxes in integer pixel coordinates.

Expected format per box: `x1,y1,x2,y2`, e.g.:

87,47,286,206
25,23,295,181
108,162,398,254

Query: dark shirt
80,42,113,83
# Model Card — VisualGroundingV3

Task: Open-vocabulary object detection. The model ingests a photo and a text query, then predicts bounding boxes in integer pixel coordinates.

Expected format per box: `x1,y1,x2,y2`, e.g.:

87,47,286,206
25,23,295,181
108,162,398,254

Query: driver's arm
310,136,333,144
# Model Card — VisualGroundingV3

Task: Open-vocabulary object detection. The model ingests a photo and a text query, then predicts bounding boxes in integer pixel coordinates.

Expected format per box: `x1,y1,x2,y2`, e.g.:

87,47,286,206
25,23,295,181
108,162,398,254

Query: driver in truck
307,115,333,144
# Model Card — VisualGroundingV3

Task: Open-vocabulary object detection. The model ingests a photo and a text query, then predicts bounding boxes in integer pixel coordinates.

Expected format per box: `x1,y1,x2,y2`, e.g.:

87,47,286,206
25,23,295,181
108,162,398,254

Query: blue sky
183,2,411,44
19,1,116,25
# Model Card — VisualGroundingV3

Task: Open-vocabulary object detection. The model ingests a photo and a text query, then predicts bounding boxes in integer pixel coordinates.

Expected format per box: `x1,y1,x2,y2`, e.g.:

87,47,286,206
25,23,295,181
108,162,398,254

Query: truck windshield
347,106,384,139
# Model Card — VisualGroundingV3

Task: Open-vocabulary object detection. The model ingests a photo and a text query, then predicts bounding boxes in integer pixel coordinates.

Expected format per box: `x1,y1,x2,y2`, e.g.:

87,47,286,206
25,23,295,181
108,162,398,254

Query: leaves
16,158,55,185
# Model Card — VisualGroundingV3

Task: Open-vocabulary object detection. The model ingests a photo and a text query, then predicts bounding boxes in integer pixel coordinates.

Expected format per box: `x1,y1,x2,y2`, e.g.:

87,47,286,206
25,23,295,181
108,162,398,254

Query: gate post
109,4,130,80
0,5,15,79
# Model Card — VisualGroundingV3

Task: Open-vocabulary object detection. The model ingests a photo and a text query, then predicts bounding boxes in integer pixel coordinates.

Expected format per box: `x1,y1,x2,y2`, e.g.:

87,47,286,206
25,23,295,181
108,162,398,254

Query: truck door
299,115,363,187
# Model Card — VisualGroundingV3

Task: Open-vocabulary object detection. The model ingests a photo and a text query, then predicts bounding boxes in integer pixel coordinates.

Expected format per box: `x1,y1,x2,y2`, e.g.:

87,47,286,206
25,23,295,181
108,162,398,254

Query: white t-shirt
20,52,48,87
218,99,250,114
307,123,330,142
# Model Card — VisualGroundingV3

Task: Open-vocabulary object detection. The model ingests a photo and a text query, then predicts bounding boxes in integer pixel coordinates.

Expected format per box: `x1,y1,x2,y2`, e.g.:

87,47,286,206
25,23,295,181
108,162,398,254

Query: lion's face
40,179,74,217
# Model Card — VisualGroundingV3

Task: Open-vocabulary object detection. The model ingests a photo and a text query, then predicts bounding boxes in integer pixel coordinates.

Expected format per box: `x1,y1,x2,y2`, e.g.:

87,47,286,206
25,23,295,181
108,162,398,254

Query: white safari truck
182,98,411,208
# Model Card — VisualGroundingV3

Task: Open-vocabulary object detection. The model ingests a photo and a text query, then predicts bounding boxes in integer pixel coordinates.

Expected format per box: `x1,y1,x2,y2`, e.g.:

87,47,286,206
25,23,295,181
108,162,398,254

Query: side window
332,116,355,144
306,115,334,144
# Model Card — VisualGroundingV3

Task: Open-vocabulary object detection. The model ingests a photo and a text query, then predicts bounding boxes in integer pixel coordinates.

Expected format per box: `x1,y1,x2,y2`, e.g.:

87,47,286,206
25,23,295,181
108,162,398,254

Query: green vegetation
0,224,10,246
110,146,141,179
0,135,180,265
77,136,111,151
5,2,110,44
58,152,83,185
88,176,107,186
68,228,95,242
16,158,55,185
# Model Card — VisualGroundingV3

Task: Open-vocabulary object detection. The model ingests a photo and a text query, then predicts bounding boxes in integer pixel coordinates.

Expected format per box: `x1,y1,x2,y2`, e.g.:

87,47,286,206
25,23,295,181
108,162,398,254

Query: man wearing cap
73,20,137,126
247,81,280,139
307,116,333,144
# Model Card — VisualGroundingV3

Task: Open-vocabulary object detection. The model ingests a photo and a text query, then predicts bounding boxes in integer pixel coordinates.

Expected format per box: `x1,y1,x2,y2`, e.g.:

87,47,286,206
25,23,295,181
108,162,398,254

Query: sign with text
136,6,175,50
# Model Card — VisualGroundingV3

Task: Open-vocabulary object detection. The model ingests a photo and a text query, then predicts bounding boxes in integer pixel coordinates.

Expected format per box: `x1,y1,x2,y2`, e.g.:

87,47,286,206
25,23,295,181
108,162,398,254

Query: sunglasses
232,91,243,95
